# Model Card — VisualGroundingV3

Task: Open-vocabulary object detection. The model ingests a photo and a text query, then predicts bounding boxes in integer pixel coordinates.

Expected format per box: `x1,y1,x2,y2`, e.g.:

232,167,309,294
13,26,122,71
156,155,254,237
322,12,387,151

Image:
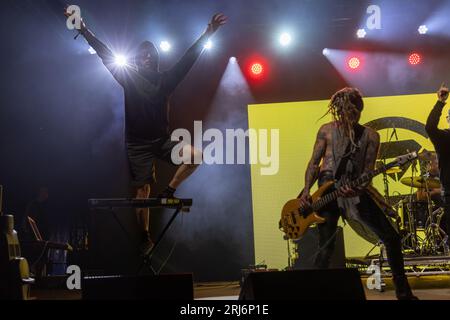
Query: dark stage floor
29,275,450,300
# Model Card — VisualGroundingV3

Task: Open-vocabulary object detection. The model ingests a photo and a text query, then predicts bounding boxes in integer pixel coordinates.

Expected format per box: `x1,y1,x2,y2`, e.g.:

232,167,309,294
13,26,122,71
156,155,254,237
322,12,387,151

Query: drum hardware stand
419,176,438,255
391,198,416,252
380,126,399,203
404,199,422,253
434,208,449,255
420,206,449,256
412,171,449,256
407,158,421,253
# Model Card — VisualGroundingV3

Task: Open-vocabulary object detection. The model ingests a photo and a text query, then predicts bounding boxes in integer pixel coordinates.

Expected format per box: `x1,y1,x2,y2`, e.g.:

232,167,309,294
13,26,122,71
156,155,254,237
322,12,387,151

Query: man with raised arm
64,8,227,255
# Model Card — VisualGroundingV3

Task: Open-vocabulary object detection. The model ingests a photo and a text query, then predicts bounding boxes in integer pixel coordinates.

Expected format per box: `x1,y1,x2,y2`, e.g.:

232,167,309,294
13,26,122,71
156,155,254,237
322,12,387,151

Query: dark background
1,0,450,281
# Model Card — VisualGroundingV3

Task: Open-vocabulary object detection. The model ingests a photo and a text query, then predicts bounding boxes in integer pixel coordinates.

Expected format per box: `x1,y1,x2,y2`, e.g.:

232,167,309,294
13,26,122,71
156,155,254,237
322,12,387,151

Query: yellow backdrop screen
248,93,447,270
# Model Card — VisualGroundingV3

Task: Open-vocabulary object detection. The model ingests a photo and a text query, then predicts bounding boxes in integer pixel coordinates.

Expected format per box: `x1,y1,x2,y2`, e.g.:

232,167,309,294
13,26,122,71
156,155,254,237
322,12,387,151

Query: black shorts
126,135,180,187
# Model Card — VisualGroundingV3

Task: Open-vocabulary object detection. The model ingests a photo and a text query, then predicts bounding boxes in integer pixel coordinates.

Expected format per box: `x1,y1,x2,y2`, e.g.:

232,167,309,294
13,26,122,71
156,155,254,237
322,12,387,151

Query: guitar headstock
394,151,418,167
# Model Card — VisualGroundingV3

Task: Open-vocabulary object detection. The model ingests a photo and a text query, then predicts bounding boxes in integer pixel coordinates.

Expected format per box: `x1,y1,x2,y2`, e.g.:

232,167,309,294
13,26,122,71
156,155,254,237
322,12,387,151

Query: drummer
416,152,442,205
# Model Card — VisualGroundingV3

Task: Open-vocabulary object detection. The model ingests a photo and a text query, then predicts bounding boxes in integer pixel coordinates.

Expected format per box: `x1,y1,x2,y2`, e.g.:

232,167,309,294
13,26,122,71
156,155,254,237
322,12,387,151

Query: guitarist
298,88,417,300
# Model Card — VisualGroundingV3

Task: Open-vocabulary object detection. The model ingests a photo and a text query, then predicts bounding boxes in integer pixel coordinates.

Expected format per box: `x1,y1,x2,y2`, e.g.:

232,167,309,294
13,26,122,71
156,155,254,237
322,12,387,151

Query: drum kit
388,150,449,256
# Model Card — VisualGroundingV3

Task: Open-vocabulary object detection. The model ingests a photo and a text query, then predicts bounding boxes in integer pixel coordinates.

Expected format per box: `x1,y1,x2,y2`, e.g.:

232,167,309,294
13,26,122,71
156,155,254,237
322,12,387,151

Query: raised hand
205,13,227,36
437,83,449,103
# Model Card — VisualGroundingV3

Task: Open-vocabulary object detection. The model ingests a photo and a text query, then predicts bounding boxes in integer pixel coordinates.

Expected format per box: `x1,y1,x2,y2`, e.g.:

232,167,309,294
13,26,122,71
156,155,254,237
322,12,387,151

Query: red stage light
409,53,421,65
348,57,360,70
251,63,263,76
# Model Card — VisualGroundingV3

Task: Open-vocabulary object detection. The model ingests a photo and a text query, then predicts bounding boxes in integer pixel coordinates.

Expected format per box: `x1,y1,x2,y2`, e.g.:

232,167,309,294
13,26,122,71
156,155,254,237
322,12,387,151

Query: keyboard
88,198,193,209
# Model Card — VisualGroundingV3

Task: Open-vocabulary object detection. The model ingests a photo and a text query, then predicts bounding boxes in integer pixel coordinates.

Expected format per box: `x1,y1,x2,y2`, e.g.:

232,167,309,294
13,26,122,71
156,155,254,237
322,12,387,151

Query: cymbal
400,176,441,189
418,150,437,161
386,167,402,174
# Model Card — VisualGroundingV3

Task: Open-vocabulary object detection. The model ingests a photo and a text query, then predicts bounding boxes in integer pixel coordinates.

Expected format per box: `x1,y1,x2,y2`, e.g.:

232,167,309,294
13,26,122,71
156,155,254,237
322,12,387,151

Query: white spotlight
356,29,367,39
204,40,213,50
229,57,237,63
322,48,330,56
159,41,171,52
114,54,128,67
418,25,428,35
88,46,97,55
279,32,292,46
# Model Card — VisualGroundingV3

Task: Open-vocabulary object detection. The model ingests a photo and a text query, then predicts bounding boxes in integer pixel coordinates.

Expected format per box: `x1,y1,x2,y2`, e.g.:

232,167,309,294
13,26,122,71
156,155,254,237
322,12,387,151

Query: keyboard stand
139,206,182,275
88,198,192,276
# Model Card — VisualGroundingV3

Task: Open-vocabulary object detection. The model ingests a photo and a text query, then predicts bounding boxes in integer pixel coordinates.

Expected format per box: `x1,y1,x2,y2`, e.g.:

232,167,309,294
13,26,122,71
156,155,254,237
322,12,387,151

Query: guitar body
280,181,334,240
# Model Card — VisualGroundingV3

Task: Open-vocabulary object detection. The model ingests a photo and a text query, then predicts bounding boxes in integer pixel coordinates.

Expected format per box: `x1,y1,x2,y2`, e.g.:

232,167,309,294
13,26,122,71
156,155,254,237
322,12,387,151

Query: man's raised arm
426,84,449,141
64,9,131,86
162,13,227,93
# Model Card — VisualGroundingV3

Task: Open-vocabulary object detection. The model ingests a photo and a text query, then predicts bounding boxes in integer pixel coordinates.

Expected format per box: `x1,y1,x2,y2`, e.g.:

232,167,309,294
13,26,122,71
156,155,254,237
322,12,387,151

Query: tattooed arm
298,125,327,205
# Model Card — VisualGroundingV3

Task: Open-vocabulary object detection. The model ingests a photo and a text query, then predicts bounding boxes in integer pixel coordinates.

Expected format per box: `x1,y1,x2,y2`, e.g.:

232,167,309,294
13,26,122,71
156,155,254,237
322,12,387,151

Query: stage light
418,25,428,35
114,54,128,67
322,48,330,56
356,29,367,39
229,57,237,63
279,32,292,46
348,57,361,70
251,63,263,76
204,40,213,50
246,56,268,80
159,41,171,52
88,46,96,55
409,53,422,65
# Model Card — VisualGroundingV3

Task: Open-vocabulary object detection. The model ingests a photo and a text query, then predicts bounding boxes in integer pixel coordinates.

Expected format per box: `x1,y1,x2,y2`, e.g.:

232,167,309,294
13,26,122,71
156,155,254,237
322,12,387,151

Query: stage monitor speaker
82,273,193,300
239,268,366,300
293,226,345,269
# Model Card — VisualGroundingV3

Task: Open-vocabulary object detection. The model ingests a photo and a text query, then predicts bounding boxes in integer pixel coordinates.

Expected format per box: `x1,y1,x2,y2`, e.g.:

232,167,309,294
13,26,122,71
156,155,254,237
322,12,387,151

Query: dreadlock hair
324,87,364,151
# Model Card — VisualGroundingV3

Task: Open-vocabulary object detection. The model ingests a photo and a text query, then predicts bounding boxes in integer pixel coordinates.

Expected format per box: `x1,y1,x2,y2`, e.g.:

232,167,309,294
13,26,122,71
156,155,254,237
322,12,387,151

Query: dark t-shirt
426,101,450,194
83,29,208,140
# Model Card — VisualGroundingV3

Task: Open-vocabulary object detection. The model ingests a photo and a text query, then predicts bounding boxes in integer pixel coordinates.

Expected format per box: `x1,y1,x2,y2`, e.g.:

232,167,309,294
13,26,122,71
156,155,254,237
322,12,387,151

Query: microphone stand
382,125,399,202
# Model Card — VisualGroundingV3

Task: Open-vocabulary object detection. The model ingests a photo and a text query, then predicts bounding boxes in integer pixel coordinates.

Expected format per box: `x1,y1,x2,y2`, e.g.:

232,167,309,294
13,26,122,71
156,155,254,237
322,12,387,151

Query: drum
401,200,429,230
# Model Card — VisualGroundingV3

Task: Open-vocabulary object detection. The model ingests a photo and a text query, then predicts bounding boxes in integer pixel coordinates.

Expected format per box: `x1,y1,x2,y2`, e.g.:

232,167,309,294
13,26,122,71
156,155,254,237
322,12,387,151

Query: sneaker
157,186,176,199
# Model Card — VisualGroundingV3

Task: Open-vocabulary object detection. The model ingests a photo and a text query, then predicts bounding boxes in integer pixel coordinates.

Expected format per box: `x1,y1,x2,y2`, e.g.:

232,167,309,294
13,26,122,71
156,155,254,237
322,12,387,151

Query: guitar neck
311,163,388,212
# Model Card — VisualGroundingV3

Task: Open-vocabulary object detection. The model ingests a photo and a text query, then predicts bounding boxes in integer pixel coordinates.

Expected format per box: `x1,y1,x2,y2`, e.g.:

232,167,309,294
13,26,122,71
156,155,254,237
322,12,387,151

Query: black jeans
314,176,406,280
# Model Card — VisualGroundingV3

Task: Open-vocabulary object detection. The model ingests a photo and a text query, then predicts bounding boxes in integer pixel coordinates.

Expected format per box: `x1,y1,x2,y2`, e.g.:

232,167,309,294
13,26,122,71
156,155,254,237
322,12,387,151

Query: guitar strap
334,124,366,182
333,124,368,223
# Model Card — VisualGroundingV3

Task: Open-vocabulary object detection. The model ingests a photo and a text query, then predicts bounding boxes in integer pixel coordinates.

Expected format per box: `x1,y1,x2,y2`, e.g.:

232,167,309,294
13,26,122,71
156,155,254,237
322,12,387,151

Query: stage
2,0,450,302
29,275,450,300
